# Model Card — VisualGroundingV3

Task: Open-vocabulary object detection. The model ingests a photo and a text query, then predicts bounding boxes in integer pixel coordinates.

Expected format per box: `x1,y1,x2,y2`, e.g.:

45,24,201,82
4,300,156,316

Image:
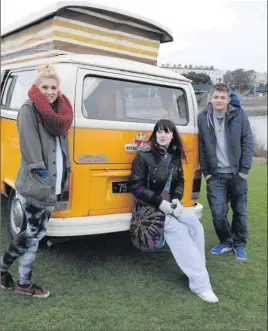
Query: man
198,83,254,260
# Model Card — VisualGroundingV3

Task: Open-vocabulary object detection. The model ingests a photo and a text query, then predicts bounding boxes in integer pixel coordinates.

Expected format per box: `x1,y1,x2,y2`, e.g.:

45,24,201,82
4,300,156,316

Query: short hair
35,64,60,86
210,83,230,96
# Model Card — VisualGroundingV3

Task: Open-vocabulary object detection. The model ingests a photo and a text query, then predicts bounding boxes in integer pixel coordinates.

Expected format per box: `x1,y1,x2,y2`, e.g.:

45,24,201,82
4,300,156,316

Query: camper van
1,1,202,239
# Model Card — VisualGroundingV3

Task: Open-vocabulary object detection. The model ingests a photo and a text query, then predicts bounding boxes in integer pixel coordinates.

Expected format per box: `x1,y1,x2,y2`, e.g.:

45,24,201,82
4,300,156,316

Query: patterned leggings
0,194,54,285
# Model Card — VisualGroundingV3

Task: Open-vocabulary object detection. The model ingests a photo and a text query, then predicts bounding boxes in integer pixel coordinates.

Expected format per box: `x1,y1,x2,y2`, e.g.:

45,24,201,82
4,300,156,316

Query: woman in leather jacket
130,119,219,303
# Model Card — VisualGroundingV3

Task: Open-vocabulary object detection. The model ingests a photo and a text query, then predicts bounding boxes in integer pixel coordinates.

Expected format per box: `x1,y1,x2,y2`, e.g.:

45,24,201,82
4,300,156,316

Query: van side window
82,77,189,125
2,70,36,110
1,76,13,107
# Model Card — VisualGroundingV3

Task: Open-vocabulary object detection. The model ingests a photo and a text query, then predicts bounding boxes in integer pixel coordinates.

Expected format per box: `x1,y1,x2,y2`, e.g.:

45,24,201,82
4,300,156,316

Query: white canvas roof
1,1,173,66
1,1,173,43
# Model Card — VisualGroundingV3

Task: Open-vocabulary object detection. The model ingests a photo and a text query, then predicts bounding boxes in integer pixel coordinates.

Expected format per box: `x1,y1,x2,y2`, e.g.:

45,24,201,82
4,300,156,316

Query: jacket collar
204,103,239,129
137,141,181,164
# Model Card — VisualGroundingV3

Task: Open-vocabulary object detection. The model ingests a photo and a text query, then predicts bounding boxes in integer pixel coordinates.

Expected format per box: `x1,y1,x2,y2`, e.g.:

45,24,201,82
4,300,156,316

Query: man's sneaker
196,290,219,303
210,244,232,255
15,283,50,298
1,272,15,290
233,247,248,260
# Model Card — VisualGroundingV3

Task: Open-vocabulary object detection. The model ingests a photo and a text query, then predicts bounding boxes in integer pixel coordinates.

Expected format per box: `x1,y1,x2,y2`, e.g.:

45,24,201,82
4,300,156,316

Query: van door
73,68,193,216
1,69,36,193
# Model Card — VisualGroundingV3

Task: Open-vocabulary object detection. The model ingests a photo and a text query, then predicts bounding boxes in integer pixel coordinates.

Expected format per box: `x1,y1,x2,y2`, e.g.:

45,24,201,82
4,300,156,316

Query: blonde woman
0,65,73,298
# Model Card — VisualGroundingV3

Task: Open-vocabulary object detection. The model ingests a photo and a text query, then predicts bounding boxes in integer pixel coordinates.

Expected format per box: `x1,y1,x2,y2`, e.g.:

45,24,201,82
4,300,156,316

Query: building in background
160,64,225,84
254,72,267,84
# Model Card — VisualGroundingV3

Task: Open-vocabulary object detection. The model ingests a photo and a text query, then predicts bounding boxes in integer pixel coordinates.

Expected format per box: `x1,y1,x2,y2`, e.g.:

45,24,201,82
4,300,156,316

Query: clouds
157,0,267,71
1,0,267,71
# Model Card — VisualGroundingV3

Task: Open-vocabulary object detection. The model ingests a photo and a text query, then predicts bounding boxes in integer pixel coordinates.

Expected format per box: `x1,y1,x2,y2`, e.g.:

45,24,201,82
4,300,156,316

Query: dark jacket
129,143,184,208
197,103,254,177
15,99,71,207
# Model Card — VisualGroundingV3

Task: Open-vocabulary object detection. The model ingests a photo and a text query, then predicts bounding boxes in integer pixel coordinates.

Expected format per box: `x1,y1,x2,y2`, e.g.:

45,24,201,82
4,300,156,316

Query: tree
223,69,256,91
223,70,233,85
183,71,212,84
245,70,256,85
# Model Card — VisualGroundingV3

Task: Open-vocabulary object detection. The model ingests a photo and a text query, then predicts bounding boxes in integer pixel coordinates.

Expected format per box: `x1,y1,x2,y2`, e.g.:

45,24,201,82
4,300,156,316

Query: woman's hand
159,200,174,215
171,199,184,218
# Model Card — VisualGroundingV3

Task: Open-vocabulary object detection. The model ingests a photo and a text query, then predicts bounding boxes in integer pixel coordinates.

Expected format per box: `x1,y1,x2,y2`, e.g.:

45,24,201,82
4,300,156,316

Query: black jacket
129,143,184,208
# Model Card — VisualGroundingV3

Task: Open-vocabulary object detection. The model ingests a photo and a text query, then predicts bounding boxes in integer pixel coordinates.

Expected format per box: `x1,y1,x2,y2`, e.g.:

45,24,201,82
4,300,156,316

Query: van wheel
8,190,26,238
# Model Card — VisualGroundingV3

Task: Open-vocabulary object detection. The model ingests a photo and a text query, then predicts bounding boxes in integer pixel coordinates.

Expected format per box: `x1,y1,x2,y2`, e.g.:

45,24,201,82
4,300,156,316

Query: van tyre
8,190,27,239
8,190,49,247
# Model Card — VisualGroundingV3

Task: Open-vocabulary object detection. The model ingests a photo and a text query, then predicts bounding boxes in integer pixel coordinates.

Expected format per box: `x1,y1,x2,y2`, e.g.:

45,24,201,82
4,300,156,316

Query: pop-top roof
1,1,173,66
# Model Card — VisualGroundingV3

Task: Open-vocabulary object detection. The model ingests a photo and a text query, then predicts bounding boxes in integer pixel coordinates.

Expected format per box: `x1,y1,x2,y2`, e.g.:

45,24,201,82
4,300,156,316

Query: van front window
82,77,188,125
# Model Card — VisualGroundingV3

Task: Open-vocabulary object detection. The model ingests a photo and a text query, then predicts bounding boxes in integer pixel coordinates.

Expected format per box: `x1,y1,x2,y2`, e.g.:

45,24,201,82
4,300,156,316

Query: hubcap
10,198,24,235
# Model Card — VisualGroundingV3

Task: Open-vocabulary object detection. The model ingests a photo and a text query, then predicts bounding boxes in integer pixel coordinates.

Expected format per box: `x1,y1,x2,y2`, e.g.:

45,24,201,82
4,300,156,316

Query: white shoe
196,290,219,303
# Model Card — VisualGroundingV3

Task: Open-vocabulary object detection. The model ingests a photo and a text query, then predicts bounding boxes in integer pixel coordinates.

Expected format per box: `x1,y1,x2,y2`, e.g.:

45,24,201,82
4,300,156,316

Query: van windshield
82,76,188,125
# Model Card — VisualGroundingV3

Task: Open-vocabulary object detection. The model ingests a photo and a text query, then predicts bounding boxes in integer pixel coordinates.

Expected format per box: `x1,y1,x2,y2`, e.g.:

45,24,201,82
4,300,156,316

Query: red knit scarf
28,84,73,137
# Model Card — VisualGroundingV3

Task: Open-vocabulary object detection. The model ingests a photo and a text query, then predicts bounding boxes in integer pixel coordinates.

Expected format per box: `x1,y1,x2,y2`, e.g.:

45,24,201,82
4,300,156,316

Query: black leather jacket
129,144,184,208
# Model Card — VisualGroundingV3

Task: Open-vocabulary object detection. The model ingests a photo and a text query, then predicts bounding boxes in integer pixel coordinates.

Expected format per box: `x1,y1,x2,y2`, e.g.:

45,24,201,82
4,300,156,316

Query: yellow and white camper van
1,1,202,238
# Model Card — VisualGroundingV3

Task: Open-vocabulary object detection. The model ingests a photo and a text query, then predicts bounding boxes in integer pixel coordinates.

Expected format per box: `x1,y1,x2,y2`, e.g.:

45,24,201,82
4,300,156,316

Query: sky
1,0,267,72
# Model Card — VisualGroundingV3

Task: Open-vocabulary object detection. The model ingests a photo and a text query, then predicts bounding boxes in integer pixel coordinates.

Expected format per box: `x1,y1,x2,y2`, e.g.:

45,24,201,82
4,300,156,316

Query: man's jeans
206,173,248,248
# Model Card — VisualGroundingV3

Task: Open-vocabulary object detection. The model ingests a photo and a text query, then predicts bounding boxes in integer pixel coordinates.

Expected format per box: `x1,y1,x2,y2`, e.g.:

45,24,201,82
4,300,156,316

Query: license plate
112,181,130,193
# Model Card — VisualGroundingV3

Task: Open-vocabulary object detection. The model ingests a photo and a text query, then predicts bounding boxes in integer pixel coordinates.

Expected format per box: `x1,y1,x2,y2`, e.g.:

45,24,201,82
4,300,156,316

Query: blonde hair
35,65,60,86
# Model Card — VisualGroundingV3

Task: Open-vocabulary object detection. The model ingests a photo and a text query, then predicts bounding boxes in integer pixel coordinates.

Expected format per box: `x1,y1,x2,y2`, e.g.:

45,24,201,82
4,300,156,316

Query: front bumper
47,202,203,237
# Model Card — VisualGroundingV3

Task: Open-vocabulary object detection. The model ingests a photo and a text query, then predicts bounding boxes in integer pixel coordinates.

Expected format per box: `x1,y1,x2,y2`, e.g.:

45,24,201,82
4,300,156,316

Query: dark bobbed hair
149,119,186,160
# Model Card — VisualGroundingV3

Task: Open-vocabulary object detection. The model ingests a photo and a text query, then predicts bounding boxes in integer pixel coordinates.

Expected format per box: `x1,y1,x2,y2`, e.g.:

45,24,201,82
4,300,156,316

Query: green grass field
0,162,267,331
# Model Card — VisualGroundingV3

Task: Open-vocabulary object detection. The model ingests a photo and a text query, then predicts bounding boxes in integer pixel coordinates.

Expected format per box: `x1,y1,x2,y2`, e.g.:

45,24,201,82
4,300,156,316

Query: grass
0,162,267,331
253,130,267,159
